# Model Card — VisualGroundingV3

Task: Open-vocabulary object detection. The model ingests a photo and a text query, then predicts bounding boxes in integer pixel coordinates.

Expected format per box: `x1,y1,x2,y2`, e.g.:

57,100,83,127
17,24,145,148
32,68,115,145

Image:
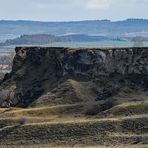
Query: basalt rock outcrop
0,47,148,108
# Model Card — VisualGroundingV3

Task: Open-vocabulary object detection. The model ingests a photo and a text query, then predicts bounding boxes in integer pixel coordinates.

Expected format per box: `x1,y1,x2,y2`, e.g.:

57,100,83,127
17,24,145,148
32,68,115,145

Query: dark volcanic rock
0,47,148,107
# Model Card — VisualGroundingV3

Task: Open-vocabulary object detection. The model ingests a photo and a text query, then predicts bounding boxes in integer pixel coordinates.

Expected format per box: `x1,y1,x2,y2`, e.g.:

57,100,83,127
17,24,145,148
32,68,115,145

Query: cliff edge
0,47,148,108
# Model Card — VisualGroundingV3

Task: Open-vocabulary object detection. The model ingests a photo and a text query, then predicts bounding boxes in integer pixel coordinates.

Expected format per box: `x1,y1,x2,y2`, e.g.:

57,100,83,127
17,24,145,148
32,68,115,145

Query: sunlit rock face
0,47,148,107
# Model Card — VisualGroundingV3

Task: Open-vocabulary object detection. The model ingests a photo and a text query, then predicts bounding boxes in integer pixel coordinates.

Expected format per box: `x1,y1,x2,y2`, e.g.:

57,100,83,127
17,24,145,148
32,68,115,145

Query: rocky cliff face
0,47,148,107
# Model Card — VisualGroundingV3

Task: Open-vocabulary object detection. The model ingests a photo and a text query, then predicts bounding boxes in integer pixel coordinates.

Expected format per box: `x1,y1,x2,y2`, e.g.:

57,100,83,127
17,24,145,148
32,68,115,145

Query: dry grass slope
0,99,148,147
0,72,148,147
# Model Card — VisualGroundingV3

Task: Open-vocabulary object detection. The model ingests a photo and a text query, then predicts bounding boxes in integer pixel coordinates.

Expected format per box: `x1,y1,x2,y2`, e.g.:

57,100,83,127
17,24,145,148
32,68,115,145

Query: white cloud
0,0,147,21
86,0,111,9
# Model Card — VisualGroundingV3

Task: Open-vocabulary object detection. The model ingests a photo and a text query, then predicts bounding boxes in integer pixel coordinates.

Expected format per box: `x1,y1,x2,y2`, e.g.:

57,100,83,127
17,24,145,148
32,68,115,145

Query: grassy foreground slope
0,88,147,147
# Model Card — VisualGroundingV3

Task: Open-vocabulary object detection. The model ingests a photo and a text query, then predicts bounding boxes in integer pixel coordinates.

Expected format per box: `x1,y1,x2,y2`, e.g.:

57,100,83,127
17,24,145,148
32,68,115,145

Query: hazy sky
0,0,148,21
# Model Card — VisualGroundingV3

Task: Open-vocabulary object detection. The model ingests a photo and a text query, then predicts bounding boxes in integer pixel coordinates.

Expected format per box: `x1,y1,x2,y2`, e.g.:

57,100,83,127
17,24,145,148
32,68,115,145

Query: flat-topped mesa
0,47,148,107
13,47,148,76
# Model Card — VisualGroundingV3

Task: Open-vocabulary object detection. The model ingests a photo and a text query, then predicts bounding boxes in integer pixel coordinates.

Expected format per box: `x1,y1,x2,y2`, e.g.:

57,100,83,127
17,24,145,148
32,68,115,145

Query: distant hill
0,19,148,41
0,34,110,46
